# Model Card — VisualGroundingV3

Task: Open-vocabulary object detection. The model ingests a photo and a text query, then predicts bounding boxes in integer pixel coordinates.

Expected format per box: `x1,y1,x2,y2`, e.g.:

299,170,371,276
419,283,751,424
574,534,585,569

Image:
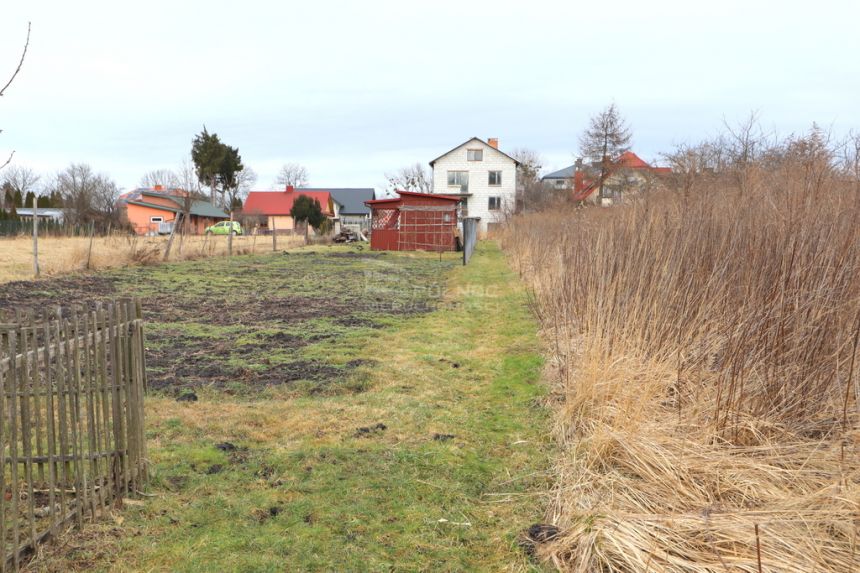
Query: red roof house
573,151,671,202
242,185,337,233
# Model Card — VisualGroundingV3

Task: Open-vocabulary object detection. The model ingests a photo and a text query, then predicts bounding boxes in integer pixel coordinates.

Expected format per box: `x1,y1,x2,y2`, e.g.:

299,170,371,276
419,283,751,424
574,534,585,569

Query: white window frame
150,216,164,223
489,171,502,186
467,149,483,161
488,197,502,211
447,171,469,189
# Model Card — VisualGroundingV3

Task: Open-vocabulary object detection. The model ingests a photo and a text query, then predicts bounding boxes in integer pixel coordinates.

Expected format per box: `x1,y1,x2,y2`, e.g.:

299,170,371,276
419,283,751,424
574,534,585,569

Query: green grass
35,243,551,572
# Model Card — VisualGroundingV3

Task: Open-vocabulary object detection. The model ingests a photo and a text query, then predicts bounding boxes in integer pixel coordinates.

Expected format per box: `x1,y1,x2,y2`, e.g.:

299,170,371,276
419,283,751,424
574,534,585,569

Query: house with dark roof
542,151,671,205
242,186,338,234
308,188,374,233
118,187,228,235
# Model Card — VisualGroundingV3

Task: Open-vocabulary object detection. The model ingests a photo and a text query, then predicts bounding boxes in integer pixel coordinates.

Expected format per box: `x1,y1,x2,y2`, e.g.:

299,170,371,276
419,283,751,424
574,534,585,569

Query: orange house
119,188,228,235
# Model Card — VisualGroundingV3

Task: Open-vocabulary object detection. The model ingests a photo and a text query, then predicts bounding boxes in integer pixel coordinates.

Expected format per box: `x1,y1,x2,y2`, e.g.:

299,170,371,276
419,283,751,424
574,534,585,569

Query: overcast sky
2,0,858,192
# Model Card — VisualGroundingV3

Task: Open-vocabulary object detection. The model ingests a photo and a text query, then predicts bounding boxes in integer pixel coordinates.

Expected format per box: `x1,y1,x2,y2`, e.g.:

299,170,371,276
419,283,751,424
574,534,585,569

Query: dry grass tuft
503,157,860,570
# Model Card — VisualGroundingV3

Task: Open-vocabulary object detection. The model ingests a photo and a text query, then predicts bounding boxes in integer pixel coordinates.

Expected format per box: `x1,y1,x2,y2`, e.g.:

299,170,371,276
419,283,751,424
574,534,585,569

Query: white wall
430,139,517,233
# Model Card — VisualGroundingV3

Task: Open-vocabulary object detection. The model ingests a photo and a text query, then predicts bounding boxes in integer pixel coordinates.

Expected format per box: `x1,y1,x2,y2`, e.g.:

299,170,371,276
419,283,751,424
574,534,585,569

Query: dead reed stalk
503,163,860,571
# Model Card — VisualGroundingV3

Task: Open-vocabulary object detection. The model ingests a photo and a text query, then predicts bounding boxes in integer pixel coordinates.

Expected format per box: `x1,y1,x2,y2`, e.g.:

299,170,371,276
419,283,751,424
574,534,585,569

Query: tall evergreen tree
579,103,633,200
191,127,243,207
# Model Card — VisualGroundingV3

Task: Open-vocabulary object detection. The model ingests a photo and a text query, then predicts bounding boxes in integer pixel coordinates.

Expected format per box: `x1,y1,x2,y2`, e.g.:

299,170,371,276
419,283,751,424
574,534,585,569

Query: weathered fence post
272,219,277,251
32,204,39,278
86,222,95,270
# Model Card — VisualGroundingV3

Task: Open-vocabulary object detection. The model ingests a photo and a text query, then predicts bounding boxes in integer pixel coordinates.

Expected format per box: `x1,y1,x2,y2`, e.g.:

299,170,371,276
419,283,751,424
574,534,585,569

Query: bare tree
579,103,632,200
386,163,432,193
510,148,544,212
275,163,309,188
139,169,180,189
53,163,121,225
1,22,31,171
661,140,725,196
226,166,257,211
1,165,40,196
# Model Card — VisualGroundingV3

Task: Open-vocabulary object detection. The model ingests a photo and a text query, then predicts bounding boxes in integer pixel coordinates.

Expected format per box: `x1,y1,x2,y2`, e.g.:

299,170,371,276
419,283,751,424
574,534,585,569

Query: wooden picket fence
0,298,147,571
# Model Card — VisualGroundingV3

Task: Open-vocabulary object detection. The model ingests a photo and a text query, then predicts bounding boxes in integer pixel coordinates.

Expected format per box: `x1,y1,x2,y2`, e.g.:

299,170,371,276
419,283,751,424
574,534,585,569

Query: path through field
4,243,551,572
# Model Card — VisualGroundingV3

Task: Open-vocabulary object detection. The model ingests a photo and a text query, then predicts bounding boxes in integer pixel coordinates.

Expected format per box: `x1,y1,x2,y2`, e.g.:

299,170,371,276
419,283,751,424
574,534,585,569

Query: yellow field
0,233,305,283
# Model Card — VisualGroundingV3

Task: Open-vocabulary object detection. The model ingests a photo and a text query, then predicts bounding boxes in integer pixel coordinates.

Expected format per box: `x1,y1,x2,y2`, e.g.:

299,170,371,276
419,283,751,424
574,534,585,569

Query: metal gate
462,217,479,265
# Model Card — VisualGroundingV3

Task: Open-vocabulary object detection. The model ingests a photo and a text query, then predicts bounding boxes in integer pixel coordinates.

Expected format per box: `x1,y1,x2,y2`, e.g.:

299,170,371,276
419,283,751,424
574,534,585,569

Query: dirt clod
433,433,456,442
527,523,559,543
215,442,237,452
176,391,198,402
354,423,387,437
205,464,223,475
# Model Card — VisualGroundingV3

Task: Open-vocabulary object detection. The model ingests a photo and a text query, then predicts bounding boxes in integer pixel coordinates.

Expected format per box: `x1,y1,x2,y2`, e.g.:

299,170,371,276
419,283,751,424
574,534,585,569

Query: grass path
32,243,551,572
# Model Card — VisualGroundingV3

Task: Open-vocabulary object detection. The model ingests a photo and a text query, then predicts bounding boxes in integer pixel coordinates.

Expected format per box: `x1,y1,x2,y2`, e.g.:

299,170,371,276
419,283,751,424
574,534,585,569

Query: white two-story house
429,137,519,234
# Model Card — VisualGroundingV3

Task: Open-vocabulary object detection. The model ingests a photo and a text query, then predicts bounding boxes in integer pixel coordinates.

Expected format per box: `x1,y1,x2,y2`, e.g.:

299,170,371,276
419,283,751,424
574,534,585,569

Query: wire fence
0,299,147,572
0,220,119,238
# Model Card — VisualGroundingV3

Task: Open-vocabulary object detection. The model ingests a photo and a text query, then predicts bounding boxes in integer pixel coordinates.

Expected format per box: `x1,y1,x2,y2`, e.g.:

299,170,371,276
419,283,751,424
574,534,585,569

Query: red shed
366,191,461,252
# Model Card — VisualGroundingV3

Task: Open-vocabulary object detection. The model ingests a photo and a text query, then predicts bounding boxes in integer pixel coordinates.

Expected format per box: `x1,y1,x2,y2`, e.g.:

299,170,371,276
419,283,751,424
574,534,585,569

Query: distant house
313,188,375,233
429,137,519,234
541,164,577,191
542,151,671,205
118,187,228,235
242,185,338,234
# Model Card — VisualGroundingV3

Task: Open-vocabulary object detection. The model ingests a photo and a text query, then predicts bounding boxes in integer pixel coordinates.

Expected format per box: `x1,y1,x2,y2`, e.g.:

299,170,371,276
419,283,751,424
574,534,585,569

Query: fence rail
0,299,147,572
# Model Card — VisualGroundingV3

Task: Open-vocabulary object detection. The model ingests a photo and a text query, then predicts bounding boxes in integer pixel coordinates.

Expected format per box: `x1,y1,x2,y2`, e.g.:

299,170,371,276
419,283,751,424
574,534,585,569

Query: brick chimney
285,185,294,193
487,138,499,149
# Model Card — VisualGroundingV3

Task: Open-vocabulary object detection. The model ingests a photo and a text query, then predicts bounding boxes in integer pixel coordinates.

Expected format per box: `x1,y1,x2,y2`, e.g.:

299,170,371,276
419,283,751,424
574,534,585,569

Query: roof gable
429,137,520,167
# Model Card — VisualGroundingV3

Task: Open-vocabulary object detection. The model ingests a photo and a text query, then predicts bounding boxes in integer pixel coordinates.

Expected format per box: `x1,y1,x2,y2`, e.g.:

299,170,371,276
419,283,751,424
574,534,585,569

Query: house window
150,216,164,223
447,171,469,192
467,149,483,161
488,197,501,211
488,171,502,186
555,179,566,188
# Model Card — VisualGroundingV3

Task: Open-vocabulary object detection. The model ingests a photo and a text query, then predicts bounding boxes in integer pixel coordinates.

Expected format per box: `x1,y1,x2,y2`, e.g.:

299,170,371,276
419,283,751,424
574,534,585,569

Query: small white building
13,208,65,223
429,137,519,234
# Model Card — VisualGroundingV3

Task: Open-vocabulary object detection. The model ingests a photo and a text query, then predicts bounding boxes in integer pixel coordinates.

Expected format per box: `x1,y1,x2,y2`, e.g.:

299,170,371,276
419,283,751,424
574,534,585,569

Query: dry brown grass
0,233,305,283
503,164,860,570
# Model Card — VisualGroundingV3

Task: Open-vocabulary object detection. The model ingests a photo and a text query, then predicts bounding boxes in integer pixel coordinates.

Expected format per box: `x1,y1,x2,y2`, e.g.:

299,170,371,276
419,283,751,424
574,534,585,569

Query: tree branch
0,151,14,171
0,22,31,97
